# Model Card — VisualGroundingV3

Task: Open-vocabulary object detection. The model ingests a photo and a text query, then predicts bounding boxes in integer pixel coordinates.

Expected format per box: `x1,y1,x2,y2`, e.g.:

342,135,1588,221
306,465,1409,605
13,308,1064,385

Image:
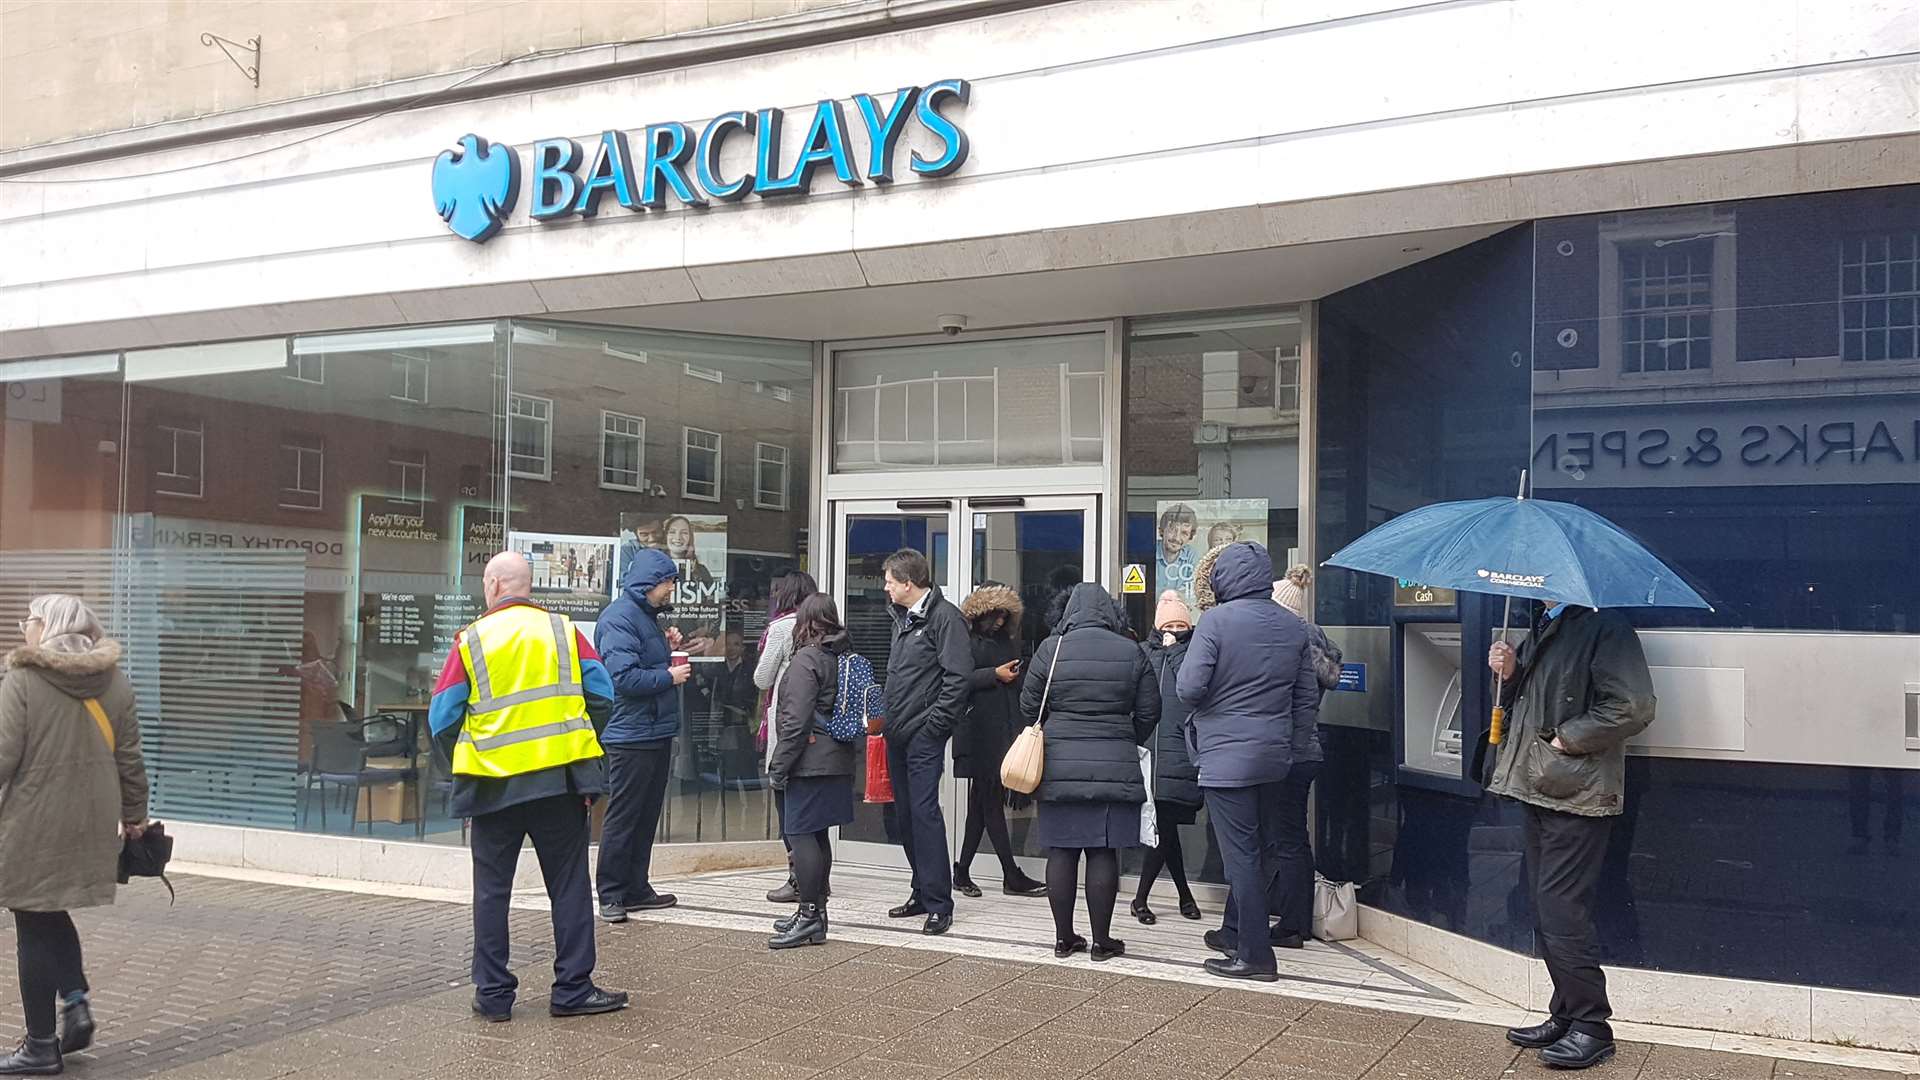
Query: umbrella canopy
1323,496,1711,611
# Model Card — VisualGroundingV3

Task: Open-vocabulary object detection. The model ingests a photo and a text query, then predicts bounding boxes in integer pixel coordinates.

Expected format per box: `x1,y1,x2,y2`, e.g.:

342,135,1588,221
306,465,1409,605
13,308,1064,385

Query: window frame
754,441,789,510
390,353,431,404
278,434,325,511
155,420,206,499
388,448,428,506
1839,229,1920,363
600,410,646,492
507,393,553,481
285,354,325,385
682,425,723,503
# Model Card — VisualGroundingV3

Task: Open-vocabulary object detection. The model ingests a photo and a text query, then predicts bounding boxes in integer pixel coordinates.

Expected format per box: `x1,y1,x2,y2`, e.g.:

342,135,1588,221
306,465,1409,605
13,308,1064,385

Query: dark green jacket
1488,606,1655,817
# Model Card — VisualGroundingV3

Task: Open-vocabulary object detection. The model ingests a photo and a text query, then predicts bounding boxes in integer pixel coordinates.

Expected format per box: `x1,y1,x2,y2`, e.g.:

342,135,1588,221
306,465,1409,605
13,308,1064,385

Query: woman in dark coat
953,584,1049,898
1131,590,1205,925
1020,583,1160,961
766,594,857,949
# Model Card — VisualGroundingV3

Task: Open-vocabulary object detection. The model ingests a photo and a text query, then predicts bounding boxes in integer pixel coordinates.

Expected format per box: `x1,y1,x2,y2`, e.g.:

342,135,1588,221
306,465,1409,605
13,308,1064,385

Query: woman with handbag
754,571,819,906
953,584,1048,899
1018,583,1160,961
765,594,858,949
1131,591,1205,925
0,595,149,1075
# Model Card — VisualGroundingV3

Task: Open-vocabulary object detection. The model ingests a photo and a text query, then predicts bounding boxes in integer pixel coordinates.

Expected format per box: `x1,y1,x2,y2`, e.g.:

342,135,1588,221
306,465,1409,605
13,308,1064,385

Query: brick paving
0,874,1907,1080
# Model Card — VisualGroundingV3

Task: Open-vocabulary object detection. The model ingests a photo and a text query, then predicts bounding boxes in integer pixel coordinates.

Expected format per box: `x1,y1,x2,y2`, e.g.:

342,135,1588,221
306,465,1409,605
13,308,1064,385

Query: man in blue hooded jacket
1176,541,1320,981
593,548,692,922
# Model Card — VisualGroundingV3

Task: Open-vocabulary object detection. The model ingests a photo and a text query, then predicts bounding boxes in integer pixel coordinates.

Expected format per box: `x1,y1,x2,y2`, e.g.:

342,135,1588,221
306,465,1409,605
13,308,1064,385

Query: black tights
1134,815,1195,907
958,779,1020,878
790,829,834,906
13,910,87,1040
1046,847,1119,944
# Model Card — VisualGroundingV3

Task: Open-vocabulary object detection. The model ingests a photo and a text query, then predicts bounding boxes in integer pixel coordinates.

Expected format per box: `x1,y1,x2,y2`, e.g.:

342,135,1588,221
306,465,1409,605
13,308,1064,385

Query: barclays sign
431,79,971,243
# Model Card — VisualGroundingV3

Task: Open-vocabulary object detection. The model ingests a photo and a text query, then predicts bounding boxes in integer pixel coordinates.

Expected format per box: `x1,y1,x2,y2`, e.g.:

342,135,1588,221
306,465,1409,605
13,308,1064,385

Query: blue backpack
824,652,880,743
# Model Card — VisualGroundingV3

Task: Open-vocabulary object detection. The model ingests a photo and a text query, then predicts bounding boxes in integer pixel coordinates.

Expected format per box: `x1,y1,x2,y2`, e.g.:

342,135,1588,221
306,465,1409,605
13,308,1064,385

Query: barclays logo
429,79,971,244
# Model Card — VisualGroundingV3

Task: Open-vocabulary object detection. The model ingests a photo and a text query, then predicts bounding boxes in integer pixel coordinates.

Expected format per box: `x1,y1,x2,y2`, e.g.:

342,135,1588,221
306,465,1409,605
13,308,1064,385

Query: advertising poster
508,531,617,628
615,511,728,659
1153,498,1270,605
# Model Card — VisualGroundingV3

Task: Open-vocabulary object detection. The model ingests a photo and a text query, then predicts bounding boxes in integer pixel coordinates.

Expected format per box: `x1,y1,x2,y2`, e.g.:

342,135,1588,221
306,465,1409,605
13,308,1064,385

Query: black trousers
595,741,674,906
471,794,597,1012
1207,781,1284,971
790,829,834,906
886,728,954,916
1523,802,1615,1038
11,910,87,1040
1271,760,1321,937
960,775,1021,878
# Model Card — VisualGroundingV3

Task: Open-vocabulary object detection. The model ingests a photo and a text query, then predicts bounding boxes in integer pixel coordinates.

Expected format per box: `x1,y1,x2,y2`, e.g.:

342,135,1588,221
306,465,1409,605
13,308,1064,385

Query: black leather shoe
549,987,629,1018
1131,900,1158,926
1203,957,1279,982
625,893,677,911
888,900,928,919
1003,874,1048,897
471,998,511,1023
767,878,799,904
922,913,952,936
1203,929,1237,955
58,997,93,1055
773,907,802,933
1539,1030,1615,1070
1054,934,1087,958
0,1035,61,1076
769,904,829,949
1091,938,1126,963
1507,1018,1570,1049
1270,929,1305,950
1179,897,1203,921
596,902,628,923
953,864,982,898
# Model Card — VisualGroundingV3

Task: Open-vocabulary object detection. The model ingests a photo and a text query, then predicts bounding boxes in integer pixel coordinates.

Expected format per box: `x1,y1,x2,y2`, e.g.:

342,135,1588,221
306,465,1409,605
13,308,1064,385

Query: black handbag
117,821,175,903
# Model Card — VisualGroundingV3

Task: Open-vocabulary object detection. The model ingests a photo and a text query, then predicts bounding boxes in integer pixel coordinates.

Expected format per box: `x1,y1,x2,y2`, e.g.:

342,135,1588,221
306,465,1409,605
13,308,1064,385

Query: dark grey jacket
1142,633,1202,808
1020,585,1160,804
883,586,971,747
1175,542,1319,789
1489,606,1655,817
768,633,856,788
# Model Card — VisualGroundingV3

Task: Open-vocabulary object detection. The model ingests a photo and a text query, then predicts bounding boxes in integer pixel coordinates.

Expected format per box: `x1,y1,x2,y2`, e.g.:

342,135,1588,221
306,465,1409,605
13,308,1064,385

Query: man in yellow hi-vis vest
429,552,627,1023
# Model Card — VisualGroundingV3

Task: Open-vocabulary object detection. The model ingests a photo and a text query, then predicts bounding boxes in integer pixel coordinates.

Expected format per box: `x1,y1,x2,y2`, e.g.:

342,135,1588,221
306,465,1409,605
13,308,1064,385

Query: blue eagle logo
431,134,520,243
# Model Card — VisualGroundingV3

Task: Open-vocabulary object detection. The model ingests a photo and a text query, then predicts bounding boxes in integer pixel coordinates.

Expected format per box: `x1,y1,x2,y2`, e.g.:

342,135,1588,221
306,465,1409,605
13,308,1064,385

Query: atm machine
1392,582,1499,797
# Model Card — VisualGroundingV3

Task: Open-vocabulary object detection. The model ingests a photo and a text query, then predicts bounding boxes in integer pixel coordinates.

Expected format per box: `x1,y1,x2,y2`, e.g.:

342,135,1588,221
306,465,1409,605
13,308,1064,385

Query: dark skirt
1156,798,1199,827
782,775,854,835
1036,799,1143,850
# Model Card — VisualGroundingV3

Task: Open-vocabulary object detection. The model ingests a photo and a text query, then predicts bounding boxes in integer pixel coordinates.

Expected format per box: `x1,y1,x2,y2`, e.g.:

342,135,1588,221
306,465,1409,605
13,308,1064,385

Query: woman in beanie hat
1132,591,1204,925
1267,564,1343,946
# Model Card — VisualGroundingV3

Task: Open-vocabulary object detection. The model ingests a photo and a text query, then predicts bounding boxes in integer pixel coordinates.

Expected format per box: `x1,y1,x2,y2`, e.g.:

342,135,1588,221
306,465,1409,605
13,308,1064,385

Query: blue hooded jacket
594,548,682,745
1175,542,1319,788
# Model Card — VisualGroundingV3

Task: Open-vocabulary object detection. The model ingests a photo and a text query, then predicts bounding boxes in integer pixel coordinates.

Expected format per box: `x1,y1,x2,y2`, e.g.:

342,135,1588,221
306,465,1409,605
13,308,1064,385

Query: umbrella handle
1489,594,1516,746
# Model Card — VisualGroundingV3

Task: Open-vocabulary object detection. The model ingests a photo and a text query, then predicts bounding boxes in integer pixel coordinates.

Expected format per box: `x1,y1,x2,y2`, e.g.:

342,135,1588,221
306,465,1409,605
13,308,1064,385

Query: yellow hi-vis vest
453,604,603,778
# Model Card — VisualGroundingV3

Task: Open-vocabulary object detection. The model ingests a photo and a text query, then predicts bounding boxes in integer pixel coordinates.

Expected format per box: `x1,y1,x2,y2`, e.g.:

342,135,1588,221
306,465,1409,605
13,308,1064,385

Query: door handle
895,499,953,510
1906,683,1919,751
966,496,1027,509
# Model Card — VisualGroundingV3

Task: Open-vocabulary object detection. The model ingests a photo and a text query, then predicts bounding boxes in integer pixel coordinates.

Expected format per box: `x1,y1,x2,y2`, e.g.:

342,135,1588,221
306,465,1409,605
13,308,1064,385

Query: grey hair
29,594,103,649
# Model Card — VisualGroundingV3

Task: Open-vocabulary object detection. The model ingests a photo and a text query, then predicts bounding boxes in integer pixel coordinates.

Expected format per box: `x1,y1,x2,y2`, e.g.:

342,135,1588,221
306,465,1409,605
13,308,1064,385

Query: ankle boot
768,904,827,949
0,1035,61,1076
773,906,803,933
766,876,799,905
58,995,92,1055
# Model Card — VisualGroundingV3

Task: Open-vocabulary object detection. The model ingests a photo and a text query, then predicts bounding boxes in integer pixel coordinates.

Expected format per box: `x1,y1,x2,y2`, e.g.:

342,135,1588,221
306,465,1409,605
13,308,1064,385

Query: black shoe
888,900,928,919
1054,934,1087,958
1204,957,1278,982
1539,1031,1615,1070
953,864,982,898
0,1036,61,1076
1091,938,1126,963
1003,873,1048,897
767,879,800,904
625,893,677,911
596,902,628,923
1507,1019,1570,1049
1203,929,1237,956
1130,900,1158,926
549,987,629,1018
57,997,92,1056
769,904,828,949
1270,929,1305,950
471,998,511,1023
1179,897,1203,921
922,913,952,936
773,906,805,933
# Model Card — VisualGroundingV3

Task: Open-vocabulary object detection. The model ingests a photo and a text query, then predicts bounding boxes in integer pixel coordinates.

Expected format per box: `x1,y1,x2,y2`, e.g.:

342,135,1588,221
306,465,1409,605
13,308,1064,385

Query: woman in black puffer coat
1019,583,1160,961
953,584,1049,898
1131,590,1205,926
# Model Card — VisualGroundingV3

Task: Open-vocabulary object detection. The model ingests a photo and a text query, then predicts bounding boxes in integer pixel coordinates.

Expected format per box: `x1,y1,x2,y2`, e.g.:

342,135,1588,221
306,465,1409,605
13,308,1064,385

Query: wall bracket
200,32,261,88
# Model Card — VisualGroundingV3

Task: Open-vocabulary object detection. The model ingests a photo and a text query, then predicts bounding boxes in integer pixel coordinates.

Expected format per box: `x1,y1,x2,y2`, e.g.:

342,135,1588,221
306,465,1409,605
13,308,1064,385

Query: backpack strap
83,699,115,752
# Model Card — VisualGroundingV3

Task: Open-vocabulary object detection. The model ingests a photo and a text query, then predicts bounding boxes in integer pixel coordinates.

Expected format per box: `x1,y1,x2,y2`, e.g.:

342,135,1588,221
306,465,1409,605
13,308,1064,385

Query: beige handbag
1000,641,1062,795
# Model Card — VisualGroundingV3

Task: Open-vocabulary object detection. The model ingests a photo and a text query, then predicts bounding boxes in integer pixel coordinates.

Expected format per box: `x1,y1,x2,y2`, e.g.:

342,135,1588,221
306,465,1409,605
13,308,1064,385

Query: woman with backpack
766,593,858,949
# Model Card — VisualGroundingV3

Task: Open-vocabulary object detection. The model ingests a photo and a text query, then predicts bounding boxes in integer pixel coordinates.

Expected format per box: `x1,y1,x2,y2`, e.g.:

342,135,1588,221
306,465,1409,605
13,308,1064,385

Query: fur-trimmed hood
960,584,1024,624
1193,544,1231,612
4,639,124,699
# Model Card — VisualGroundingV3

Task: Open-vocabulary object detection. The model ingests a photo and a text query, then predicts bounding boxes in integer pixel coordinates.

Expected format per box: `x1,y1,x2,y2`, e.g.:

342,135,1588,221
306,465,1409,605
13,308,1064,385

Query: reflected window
684,426,721,501
600,411,645,491
390,355,429,404
1841,231,1919,362
755,442,788,510
156,420,205,498
1620,242,1714,373
388,448,427,505
508,394,552,480
279,435,324,511
287,354,324,385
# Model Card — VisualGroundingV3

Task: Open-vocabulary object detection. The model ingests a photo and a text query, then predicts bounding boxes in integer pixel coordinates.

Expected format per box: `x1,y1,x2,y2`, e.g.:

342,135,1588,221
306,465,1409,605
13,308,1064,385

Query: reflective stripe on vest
453,605,602,779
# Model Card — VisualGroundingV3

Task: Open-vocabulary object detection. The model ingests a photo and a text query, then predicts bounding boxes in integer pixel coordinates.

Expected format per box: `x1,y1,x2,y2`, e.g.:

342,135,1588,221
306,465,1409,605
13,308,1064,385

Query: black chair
301,724,416,835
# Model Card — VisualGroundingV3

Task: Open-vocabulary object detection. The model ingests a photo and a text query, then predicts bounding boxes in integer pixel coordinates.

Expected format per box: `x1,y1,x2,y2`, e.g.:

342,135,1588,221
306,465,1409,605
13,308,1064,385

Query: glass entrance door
830,495,1098,873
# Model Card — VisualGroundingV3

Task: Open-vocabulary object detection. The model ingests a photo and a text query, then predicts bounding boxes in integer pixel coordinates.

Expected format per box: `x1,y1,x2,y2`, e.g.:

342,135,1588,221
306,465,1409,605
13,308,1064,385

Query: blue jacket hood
1211,542,1273,604
621,548,677,602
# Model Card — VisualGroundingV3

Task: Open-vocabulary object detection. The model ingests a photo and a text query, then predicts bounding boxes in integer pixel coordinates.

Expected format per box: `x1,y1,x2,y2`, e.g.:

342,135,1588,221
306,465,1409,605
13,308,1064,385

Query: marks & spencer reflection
430,80,971,243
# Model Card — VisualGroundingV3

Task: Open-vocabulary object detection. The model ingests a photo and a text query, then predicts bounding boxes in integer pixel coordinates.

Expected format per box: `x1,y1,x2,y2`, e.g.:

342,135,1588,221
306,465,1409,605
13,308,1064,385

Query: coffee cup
670,650,691,668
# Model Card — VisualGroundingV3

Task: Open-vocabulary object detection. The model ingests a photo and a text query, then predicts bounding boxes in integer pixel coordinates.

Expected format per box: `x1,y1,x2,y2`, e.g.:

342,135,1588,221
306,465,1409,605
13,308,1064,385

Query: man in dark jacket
592,548,692,922
1176,542,1319,982
880,548,971,935
1488,603,1655,1071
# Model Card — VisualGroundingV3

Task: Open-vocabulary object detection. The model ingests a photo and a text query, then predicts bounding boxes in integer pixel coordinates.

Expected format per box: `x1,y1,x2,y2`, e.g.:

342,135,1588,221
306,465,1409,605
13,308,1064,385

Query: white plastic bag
1137,745,1159,848
1312,873,1358,941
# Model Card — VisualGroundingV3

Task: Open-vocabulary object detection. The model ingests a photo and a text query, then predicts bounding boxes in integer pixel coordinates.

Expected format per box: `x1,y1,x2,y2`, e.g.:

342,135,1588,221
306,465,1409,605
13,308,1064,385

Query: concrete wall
0,0,852,151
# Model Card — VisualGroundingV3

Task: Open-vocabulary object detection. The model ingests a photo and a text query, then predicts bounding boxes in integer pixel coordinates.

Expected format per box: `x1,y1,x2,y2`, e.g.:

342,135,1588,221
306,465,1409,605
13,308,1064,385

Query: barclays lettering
431,80,971,243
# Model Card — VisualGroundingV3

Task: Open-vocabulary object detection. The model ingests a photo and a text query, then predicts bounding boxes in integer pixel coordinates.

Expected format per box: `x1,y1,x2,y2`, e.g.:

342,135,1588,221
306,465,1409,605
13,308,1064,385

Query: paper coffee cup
671,651,691,667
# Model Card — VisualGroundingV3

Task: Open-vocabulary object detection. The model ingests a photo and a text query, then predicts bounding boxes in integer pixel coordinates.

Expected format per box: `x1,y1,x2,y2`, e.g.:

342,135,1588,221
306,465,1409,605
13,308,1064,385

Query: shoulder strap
84,698,115,752
1034,638,1065,729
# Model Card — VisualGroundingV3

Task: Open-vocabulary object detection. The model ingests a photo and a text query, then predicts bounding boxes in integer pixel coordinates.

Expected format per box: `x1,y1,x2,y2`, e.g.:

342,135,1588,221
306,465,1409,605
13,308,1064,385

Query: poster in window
507,531,618,630
614,511,728,660
1153,498,1270,606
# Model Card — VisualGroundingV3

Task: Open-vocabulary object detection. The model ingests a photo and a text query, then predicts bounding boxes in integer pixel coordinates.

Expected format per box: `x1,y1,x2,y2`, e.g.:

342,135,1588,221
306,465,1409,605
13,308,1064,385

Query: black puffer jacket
1142,631,1201,809
1020,584,1160,804
767,633,856,788
954,585,1023,780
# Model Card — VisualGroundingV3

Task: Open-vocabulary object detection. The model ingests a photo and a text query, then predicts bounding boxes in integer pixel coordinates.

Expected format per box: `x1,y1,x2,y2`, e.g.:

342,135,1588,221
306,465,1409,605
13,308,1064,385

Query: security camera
936,314,969,336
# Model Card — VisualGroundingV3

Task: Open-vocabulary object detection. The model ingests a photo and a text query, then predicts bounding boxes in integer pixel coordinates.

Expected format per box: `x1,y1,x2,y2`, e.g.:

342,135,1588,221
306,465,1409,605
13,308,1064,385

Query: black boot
766,877,799,905
773,907,803,933
769,904,828,949
0,1036,61,1076
57,996,92,1055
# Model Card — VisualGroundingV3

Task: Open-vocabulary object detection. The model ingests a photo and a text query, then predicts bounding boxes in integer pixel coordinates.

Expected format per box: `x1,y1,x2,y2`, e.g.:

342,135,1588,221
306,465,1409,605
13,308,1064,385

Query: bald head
484,551,533,607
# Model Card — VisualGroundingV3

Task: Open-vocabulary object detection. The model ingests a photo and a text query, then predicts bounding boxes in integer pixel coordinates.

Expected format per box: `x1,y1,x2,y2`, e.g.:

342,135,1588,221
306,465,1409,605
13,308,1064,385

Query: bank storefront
2,0,1916,1049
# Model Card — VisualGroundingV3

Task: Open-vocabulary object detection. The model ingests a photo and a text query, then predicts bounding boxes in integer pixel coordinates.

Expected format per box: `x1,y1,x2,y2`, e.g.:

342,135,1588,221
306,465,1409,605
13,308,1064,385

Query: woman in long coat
0,595,149,1074
952,585,1047,898
1131,590,1205,924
